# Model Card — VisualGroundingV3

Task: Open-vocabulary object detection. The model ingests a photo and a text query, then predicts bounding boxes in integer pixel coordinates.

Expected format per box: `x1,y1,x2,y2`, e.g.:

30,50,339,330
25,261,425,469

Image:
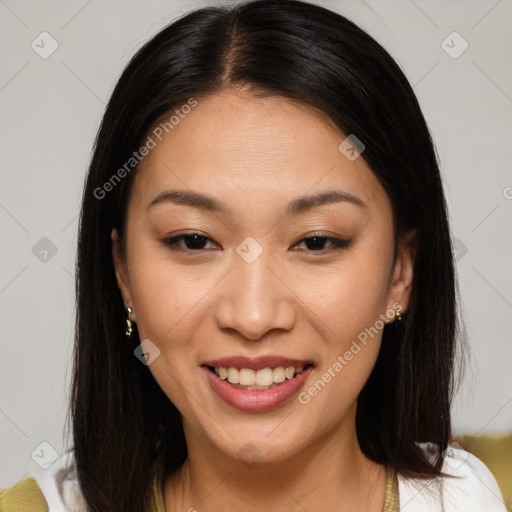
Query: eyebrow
147,189,367,216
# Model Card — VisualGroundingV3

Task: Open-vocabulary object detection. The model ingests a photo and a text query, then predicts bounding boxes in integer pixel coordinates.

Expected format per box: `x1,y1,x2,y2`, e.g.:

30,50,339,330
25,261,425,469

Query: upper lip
202,355,315,371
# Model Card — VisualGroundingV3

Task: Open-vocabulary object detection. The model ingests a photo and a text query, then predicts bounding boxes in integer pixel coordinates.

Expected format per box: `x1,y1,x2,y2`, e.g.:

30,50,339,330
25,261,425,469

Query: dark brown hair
67,1,466,510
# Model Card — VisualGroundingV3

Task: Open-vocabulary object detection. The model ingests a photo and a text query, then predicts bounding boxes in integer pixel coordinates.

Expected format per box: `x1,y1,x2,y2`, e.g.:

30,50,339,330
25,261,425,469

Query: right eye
162,233,219,252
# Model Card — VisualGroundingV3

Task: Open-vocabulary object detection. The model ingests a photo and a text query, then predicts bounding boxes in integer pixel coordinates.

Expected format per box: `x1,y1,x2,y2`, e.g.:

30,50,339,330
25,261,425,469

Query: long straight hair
67,1,466,510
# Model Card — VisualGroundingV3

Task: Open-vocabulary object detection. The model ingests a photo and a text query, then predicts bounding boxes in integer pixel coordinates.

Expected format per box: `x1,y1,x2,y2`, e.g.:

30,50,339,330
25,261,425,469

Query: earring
395,308,402,321
125,307,133,337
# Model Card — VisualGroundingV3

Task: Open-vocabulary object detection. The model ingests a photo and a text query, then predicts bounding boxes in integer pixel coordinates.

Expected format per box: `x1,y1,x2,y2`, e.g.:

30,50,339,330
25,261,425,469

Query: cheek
295,270,388,416
126,245,196,351
291,246,393,404
295,253,393,343
126,253,207,411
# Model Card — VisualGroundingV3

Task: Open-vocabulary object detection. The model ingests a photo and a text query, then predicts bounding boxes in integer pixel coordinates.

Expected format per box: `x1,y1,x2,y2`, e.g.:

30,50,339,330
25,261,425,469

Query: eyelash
162,232,352,254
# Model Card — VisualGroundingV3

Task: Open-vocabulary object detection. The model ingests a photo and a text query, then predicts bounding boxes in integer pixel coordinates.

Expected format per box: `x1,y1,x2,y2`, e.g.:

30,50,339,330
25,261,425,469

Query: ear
385,229,416,321
111,228,136,321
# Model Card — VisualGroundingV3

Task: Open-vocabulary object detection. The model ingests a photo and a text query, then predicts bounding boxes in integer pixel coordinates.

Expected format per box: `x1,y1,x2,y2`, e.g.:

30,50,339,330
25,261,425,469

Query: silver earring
125,307,133,337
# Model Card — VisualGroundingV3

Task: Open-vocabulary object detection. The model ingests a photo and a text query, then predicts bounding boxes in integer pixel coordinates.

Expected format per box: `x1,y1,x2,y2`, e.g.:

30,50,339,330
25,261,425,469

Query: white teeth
273,367,286,383
239,368,256,386
213,364,308,386
255,367,274,386
227,367,240,384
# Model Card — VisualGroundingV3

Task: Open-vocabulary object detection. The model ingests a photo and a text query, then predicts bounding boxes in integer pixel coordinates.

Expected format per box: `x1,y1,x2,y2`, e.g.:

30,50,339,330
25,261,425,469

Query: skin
112,90,416,512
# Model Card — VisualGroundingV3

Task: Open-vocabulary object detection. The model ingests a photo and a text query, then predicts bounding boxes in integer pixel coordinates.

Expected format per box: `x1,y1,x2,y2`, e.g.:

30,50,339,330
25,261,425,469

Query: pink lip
202,355,313,371
202,365,314,412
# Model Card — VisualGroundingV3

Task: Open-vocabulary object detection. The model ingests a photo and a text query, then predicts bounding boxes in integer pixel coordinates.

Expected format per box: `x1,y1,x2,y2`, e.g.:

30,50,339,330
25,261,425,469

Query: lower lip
202,366,314,412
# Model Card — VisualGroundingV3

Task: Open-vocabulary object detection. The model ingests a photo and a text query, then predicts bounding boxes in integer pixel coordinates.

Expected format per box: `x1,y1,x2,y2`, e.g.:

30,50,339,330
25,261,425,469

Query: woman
0,0,507,511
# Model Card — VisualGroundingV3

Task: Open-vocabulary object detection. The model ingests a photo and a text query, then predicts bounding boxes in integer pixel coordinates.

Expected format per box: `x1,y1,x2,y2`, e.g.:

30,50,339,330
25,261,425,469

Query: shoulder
397,442,508,512
0,450,87,512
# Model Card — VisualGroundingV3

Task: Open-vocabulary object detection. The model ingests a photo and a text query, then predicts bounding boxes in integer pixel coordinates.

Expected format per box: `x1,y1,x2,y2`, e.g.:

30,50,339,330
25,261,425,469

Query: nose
214,250,296,341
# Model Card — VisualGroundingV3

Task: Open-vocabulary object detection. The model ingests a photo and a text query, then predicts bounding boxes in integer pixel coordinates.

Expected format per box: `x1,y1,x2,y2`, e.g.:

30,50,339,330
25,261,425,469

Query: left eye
293,235,351,252
162,233,351,253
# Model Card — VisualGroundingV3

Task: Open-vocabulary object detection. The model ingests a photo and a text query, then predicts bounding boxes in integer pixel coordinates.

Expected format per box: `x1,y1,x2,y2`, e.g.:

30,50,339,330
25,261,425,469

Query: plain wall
1,0,511,485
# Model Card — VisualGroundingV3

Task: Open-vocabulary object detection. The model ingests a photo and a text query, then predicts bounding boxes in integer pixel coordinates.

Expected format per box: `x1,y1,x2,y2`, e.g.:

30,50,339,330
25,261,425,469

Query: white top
15,445,509,511
398,443,507,511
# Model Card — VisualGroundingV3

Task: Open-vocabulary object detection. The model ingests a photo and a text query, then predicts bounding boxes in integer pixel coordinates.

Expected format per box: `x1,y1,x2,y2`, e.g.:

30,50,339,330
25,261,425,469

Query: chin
206,421,314,466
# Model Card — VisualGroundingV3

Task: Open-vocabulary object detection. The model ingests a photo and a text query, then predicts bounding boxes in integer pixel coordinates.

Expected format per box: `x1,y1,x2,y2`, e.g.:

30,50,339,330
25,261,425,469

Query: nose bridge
215,241,295,340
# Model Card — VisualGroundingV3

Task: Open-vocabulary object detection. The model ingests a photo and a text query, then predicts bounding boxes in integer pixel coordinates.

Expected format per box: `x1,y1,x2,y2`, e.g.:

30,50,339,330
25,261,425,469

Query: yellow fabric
0,477,49,512
457,432,512,512
383,464,399,511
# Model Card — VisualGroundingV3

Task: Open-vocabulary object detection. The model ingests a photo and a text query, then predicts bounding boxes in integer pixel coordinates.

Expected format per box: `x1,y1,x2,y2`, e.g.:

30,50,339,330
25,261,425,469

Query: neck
164,413,386,512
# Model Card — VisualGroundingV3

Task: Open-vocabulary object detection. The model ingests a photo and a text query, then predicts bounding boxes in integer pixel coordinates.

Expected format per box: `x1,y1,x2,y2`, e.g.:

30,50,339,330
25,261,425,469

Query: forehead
130,91,391,217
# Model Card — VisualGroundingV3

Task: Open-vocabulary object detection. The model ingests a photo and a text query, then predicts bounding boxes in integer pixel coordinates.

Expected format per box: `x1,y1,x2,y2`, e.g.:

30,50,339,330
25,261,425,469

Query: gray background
1,0,511,485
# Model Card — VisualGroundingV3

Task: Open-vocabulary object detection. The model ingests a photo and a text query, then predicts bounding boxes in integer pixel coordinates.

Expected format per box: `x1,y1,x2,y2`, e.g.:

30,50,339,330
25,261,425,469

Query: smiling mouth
205,364,315,391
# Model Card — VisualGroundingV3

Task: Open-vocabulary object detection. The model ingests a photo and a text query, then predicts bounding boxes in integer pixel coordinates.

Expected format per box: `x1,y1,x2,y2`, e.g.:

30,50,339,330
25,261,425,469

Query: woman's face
113,90,414,464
